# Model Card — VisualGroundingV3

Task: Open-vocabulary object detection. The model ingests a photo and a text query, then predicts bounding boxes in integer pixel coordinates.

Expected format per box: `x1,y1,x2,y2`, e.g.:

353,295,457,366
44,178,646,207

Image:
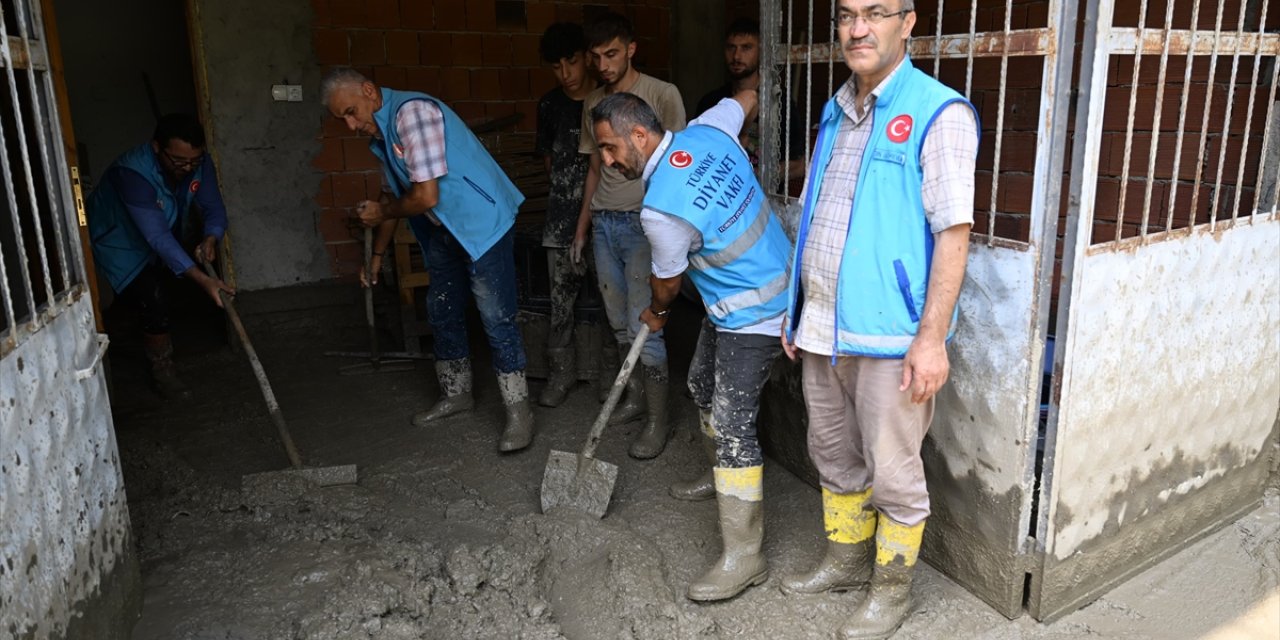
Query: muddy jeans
800,351,935,526
592,210,666,368
544,247,585,350
688,319,781,468
425,226,526,374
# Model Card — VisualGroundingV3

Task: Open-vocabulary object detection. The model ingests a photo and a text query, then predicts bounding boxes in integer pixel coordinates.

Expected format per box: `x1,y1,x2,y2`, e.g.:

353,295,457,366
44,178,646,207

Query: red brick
452,33,483,66
326,241,364,278
313,175,333,207
331,172,367,206
310,0,331,26
486,102,517,118
526,2,556,33
482,34,512,66
499,68,530,98
471,69,502,99
343,137,381,171
633,6,660,37
453,101,486,121
318,207,355,243
435,0,466,30
313,137,344,171
466,0,496,31
512,34,541,67
329,1,366,27
440,67,471,100
400,0,433,29
373,65,407,88
529,70,556,98
366,0,400,28
386,31,419,65
515,99,539,133
405,67,442,95
555,3,582,22
365,172,387,199
420,32,451,65
313,28,348,65
322,115,350,138
997,173,1035,215
350,31,386,65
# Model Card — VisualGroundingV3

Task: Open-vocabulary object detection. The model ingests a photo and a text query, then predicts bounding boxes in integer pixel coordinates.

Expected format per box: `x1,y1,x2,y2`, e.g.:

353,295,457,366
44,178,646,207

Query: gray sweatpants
800,351,935,526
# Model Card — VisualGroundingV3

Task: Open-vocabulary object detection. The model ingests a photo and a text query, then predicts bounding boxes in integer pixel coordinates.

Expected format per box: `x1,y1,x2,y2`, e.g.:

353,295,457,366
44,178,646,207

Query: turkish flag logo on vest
887,115,913,144
669,150,693,169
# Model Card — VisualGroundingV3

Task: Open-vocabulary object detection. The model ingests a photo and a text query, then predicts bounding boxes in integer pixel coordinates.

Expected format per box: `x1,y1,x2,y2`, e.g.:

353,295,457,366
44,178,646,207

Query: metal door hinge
71,165,86,227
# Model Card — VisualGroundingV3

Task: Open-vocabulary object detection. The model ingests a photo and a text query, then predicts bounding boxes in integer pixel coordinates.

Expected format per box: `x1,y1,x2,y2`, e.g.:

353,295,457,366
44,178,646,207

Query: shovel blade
540,449,618,518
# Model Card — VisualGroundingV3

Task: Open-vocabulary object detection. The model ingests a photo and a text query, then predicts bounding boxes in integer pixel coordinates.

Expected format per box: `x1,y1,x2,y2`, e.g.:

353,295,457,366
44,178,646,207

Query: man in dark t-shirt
534,22,598,407
695,18,807,188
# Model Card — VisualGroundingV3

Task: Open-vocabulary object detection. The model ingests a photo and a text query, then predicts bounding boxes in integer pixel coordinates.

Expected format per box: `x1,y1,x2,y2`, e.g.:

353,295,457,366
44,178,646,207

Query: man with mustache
572,11,686,460
779,1,979,638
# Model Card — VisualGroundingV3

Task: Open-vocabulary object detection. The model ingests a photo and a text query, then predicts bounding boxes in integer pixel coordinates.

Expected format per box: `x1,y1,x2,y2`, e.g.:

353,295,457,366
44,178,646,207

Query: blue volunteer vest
87,144,199,292
370,88,523,260
645,125,791,330
785,57,979,358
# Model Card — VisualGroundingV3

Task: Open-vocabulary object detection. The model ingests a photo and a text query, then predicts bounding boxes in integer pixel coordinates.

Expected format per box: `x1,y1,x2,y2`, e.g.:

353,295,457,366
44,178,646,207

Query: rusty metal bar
965,0,978,98
1114,0,1151,242
1250,54,1280,218
804,0,814,169
15,0,69,292
0,35,47,70
1229,0,1269,220
1188,2,1226,228
0,15,37,325
1109,28,1280,56
933,0,946,76
787,29,1057,64
828,0,834,108
760,0,783,198
0,6,54,310
1165,0,1206,233
986,0,1015,244
785,0,794,191
1139,0,1178,238
1208,5,1249,229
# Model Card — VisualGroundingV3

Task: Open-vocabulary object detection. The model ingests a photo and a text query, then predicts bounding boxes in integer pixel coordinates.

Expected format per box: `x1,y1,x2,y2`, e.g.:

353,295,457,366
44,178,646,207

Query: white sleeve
689,98,747,142
640,208,702,278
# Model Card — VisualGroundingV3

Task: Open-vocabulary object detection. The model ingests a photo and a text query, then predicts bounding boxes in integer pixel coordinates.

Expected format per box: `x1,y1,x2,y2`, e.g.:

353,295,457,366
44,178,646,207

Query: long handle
580,324,651,461
362,228,380,363
203,261,304,469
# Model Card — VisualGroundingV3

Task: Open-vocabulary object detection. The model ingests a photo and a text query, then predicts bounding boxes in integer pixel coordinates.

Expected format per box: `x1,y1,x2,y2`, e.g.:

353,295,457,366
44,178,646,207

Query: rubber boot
412,358,474,426
687,466,768,601
538,347,576,407
597,335,619,403
669,409,716,500
629,364,671,459
838,516,925,640
608,343,646,425
781,488,876,594
497,370,535,452
142,332,191,400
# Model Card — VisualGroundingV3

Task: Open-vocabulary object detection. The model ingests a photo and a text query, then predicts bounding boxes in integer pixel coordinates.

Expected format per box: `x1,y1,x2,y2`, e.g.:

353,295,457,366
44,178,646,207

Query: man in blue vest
87,113,234,400
589,89,791,602
320,68,534,453
779,1,978,638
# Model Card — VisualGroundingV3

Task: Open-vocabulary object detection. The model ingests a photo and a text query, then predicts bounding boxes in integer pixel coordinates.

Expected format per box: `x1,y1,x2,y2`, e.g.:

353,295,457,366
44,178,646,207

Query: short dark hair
584,11,634,48
590,92,662,137
726,17,760,39
540,22,588,63
153,113,205,148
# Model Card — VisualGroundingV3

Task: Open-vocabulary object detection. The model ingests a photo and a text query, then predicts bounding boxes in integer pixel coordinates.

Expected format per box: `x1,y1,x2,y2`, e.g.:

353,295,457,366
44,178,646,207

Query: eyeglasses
161,149,204,170
837,8,911,26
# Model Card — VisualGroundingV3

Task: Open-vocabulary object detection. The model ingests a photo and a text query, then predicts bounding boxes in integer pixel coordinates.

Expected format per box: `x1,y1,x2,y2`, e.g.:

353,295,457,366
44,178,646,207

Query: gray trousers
688,319,782,468
800,351,935,526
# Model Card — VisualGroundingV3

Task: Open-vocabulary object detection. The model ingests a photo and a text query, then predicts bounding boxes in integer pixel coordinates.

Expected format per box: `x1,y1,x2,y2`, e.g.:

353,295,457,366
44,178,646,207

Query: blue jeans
592,210,666,367
687,319,781,468
424,226,526,373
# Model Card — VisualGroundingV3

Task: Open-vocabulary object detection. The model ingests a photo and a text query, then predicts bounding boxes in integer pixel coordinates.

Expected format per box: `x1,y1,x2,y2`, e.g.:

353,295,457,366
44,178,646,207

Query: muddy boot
597,335,619,403
687,467,768,601
838,516,925,640
412,359,474,426
629,364,671,459
781,488,875,594
670,409,716,501
497,370,535,452
538,347,576,407
142,332,191,400
608,343,646,425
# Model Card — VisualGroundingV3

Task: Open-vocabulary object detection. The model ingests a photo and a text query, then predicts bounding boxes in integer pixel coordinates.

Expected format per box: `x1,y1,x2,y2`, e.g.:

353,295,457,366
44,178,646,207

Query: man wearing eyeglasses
779,1,979,638
87,113,234,400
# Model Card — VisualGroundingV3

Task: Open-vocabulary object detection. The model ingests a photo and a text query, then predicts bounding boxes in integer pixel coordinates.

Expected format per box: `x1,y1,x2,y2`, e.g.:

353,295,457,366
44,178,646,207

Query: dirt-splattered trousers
544,247,585,350
687,318,782,468
592,210,667,368
425,226,527,373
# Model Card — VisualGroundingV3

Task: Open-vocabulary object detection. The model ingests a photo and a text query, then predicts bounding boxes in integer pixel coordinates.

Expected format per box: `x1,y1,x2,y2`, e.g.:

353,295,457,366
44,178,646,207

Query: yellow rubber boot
687,466,768,601
839,516,925,640
781,488,876,594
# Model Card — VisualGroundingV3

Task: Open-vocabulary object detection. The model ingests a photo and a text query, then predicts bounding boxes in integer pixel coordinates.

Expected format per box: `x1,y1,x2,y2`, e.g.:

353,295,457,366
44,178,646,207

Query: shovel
202,261,358,489
540,324,650,518
327,228,415,375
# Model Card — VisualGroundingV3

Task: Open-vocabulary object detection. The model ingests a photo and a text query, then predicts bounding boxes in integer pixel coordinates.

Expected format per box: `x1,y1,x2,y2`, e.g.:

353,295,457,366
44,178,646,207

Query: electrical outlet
286,85,303,102
270,84,289,101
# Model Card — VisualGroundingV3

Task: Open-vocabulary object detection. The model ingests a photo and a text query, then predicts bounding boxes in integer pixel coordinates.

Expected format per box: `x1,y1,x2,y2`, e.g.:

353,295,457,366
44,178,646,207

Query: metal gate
756,0,1277,621
0,0,139,636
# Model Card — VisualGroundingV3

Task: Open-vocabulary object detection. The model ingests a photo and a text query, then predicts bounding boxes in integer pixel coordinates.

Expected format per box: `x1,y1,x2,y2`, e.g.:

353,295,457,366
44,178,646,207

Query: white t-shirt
639,98,785,337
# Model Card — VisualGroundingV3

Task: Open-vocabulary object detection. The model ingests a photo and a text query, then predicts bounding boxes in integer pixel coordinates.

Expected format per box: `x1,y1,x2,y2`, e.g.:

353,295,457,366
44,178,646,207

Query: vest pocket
893,259,921,323
462,176,496,204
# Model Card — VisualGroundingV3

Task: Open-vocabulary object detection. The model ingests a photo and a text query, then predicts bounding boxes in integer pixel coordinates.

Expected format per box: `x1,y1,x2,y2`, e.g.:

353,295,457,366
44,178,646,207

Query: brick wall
309,0,673,278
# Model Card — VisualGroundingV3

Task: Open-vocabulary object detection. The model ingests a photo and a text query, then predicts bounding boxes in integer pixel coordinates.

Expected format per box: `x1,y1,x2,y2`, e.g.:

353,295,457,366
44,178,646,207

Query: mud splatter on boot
412,359,474,426
143,332,191,400
498,370,535,452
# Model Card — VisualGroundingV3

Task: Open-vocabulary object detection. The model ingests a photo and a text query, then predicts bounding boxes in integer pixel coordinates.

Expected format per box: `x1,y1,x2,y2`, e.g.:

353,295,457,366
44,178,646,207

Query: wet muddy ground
107,293,1279,640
